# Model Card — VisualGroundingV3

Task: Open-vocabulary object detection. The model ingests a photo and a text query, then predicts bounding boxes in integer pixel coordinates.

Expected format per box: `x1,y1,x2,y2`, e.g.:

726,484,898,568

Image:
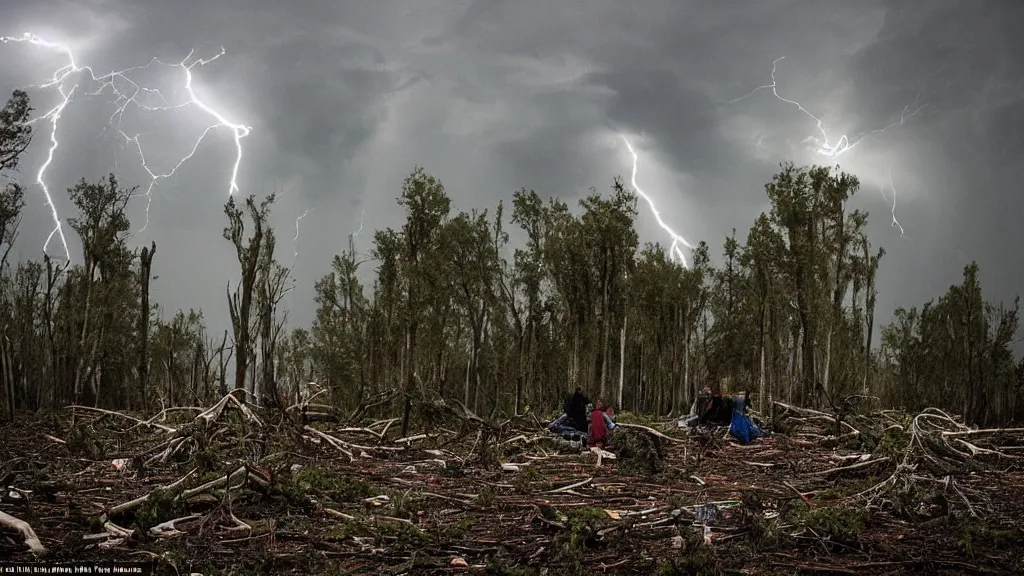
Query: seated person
565,387,590,433
603,406,616,431
588,401,613,448
547,412,587,442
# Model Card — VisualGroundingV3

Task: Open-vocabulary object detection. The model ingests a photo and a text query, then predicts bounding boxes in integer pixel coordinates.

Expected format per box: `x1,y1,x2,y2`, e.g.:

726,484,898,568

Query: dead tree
138,242,156,407
223,194,275,393
216,330,232,397
255,229,291,410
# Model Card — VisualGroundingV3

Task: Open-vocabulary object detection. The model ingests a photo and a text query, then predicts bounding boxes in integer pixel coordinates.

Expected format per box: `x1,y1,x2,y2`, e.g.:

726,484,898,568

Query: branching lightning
728,56,922,159
0,32,251,263
728,56,922,237
621,135,694,268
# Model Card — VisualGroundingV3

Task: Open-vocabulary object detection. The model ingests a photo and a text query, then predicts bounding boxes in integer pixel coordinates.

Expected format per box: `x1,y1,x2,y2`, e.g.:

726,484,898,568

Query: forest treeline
1,90,1021,427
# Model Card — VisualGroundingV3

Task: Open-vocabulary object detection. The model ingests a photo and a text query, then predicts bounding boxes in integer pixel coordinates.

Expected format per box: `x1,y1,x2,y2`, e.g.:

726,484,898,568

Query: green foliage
615,411,658,426
873,424,911,459
291,466,372,503
485,559,537,576
372,519,426,552
612,427,665,475
553,507,613,567
0,89,32,171
134,487,181,530
959,522,1024,557
476,484,497,507
513,464,543,493
0,88,1020,439
880,264,1021,425
386,488,421,520
784,503,869,545
434,515,474,541
654,532,721,576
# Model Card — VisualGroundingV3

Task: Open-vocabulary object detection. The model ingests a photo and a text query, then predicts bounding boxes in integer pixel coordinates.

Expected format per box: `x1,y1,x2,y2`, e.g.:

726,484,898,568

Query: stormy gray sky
1,0,1022,338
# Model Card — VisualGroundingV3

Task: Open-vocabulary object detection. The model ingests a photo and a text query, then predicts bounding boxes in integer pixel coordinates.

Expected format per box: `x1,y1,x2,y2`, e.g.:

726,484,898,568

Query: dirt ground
1,396,1022,575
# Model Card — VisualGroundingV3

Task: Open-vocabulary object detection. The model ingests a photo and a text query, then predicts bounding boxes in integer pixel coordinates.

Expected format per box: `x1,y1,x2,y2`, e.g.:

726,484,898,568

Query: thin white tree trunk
617,315,626,408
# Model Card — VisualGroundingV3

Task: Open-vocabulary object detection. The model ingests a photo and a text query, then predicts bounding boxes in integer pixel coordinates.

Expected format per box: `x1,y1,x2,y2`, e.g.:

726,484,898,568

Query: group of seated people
546,387,617,448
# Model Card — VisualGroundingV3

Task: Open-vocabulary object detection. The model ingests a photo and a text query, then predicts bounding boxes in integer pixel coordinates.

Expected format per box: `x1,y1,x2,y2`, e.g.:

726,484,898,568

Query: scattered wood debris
1,396,1022,574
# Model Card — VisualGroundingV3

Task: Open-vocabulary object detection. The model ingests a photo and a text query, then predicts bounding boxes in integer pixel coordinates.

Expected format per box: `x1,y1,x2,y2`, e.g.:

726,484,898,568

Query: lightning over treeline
616,56,920,267
621,135,694,268
0,32,252,263
729,55,919,235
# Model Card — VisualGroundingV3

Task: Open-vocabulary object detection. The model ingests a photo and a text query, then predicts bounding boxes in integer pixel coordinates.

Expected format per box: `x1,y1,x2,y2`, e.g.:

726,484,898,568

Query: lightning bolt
352,205,365,239
1,33,76,262
729,56,922,236
884,162,905,238
292,208,312,261
728,56,922,158
0,32,251,262
621,135,693,268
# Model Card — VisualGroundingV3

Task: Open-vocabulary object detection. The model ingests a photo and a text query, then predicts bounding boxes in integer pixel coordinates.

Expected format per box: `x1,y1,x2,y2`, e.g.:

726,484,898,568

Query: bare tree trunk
758,297,767,413
217,331,230,397
570,323,580,389
477,313,489,415
617,314,626,408
191,340,203,401
788,329,799,404
600,248,611,400
862,242,882,396
168,330,176,405
822,213,848,404
73,270,96,404
2,342,14,420
402,318,416,436
683,301,691,410
138,242,155,407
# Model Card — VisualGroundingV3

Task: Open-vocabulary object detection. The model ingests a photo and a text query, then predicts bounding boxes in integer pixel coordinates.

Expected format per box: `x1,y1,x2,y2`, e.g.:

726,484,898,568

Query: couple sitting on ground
547,387,617,448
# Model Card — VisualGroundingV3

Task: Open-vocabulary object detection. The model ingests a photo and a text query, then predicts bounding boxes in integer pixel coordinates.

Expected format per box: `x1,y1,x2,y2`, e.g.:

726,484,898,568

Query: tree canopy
0,90,1020,424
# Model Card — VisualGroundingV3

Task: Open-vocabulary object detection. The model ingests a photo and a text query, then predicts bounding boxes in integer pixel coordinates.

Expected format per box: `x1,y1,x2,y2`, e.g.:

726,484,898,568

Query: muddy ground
1,395,1022,575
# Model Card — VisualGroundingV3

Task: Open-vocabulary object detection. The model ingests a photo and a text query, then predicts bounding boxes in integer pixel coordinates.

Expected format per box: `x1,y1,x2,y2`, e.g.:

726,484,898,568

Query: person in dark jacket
565,387,590,433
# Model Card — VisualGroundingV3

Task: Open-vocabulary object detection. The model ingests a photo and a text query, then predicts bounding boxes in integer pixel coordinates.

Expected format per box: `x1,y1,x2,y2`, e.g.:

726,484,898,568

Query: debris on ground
1,392,1023,574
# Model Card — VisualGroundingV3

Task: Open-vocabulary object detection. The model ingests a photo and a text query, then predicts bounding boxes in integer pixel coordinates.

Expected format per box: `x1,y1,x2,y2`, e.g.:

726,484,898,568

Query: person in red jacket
589,401,610,448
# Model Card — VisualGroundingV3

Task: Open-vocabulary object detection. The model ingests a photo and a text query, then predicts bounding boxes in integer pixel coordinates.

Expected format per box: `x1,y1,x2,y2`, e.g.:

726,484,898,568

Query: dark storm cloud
1,0,1021,334
836,0,1024,316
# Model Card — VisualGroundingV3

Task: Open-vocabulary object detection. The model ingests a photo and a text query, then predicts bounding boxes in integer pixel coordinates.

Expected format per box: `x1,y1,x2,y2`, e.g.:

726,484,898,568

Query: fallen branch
149,514,202,538
181,466,266,501
0,510,47,555
548,477,593,493
105,468,198,520
942,427,1024,438
615,423,684,444
67,405,176,433
809,457,890,477
304,425,355,461
783,481,814,508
